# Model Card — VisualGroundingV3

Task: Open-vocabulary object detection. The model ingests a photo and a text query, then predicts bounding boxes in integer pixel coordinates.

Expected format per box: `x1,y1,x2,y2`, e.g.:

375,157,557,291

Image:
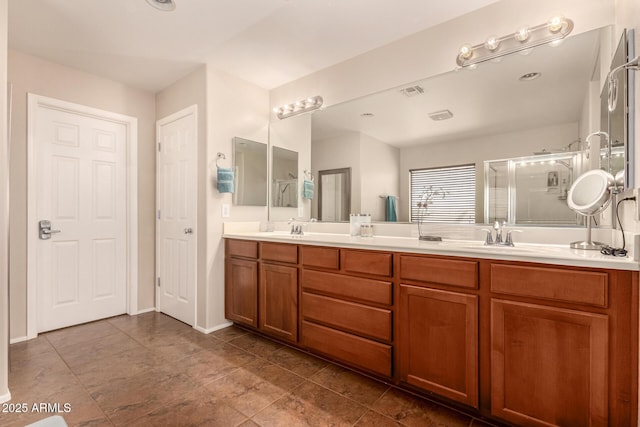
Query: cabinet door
398,285,478,408
260,263,298,342
491,299,608,427
225,258,258,327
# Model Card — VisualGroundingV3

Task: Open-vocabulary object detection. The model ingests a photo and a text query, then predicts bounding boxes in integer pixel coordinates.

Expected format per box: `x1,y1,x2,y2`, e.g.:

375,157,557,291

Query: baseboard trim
0,390,12,403
9,336,28,344
194,321,233,335
130,307,156,315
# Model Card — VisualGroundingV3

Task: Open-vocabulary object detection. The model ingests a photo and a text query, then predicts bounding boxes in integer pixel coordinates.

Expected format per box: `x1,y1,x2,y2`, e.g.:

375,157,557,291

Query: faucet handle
481,228,494,245
504,230,522,247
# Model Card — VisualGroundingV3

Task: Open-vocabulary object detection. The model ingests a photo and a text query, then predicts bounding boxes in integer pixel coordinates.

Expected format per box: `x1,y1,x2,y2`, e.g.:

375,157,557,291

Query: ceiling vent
428,109,454,121
398,85,425,97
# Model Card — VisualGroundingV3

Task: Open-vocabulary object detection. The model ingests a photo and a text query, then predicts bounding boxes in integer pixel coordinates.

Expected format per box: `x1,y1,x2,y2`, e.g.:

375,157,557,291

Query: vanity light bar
456,16,574,68
273,96,324,120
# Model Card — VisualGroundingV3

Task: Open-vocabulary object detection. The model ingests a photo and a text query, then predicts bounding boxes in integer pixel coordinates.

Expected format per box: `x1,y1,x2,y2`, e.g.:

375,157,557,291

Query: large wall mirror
233,137,267,206
307,25,634,226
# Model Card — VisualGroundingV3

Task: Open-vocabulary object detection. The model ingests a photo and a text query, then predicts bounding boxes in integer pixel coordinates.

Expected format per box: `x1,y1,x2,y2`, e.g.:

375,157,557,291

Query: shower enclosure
484,151,584,225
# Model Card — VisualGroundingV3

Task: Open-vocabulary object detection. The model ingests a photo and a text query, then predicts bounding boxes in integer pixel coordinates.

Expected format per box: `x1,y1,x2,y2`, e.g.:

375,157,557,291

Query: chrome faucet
288,218,302,235
482,221,521,246
288,218,317,236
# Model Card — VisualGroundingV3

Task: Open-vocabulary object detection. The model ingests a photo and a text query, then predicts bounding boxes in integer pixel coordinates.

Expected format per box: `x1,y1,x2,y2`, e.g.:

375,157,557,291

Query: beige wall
0,0,9,403
8,50,157,340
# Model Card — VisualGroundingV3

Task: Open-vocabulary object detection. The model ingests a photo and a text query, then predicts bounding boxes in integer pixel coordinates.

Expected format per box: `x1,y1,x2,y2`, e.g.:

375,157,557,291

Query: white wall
311,132,361,218
399,123,579,221
206,68,269,330
7,50,157,341
0,0,9,404
360,133,400,221
269,114,312,221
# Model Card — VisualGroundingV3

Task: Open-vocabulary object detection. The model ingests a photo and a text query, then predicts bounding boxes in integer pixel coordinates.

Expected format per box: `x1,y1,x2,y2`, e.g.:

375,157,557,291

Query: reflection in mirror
272,146,299,208
603,29,634,185
310,26,630,226
233,137,267,206
318,168,351,221
485,152,582,225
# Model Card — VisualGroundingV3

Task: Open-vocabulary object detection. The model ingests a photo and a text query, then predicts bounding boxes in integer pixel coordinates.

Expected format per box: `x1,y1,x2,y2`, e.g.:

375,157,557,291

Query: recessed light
519,72,541,81
146,0,176,12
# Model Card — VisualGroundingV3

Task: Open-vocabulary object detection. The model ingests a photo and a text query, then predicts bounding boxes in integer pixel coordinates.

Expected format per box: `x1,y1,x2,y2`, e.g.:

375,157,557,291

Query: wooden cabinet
225,240,259,327
225,257,258,327
398,284,478,408
225,240,298,342
260,262,298,342
225,239,638,426
491,299,608,426
301,247,394,378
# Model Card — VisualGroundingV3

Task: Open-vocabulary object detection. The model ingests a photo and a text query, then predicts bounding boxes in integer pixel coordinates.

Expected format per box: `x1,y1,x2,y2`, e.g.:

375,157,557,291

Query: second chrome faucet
482,221,521,246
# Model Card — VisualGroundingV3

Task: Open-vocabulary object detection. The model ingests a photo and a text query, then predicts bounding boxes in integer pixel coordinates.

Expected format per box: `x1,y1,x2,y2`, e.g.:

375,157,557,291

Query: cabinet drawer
226,239,258,259
399,255,478,289
301,270,392,305
490,264,608,308
302,292,392,342
301,246,339,270
342,250,392,277
261,242,298,264
302,321,392,377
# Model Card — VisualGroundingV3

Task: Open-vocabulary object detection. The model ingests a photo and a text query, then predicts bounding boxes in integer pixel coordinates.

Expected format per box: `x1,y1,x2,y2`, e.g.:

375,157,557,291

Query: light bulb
515,26,530,42
273,107,282,114
485,36,500,51
548,16,564,33
458,44,473,60
306,97,316,105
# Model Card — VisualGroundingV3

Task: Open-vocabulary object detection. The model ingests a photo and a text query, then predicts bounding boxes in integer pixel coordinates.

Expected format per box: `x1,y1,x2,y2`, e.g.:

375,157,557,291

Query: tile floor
5,313,498,426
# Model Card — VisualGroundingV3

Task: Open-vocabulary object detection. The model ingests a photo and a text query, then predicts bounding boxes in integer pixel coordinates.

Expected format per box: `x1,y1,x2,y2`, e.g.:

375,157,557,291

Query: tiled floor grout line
10,315,500,426
41,332,117,426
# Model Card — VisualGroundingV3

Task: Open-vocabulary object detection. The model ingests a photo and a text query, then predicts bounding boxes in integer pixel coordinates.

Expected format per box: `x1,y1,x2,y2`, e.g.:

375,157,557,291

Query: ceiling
8,0,498,92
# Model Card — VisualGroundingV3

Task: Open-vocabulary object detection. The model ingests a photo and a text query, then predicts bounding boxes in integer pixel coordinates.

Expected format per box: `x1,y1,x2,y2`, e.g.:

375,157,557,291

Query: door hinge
157,209,161,220
157,277,161,288
157,142,161,152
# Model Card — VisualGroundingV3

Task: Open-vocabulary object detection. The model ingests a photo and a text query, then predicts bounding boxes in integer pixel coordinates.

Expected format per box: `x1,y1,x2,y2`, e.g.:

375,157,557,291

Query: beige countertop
223,230,640,271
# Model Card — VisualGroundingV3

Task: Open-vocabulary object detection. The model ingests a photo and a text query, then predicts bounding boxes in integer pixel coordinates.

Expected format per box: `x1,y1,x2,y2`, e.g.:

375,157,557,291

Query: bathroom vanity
224,232,638,427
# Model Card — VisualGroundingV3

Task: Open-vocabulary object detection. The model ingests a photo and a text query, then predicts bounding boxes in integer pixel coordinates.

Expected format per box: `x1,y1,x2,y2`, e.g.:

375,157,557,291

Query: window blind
410,164,476,223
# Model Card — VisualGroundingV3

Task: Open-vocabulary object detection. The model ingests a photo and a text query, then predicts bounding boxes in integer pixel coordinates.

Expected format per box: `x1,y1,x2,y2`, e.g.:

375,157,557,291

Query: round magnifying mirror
567,169,615,215
567,169,614,250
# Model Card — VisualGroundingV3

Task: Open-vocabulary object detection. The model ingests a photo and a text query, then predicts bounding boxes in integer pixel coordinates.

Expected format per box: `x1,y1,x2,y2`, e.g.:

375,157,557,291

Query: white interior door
33,100,128,333
156,106,197,326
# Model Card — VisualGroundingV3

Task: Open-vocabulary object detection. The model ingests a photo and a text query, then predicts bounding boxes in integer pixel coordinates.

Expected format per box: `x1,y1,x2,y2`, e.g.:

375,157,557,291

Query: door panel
157,106,197,326
34,102,127,332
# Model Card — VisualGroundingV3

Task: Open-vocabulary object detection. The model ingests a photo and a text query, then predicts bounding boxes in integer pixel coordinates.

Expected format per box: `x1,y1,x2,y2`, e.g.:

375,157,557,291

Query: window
410,164,476,223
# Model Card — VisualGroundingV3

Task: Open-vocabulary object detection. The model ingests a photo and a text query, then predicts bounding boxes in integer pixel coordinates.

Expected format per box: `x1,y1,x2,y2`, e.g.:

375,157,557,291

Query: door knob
184,228,193,234
39,220,61,240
